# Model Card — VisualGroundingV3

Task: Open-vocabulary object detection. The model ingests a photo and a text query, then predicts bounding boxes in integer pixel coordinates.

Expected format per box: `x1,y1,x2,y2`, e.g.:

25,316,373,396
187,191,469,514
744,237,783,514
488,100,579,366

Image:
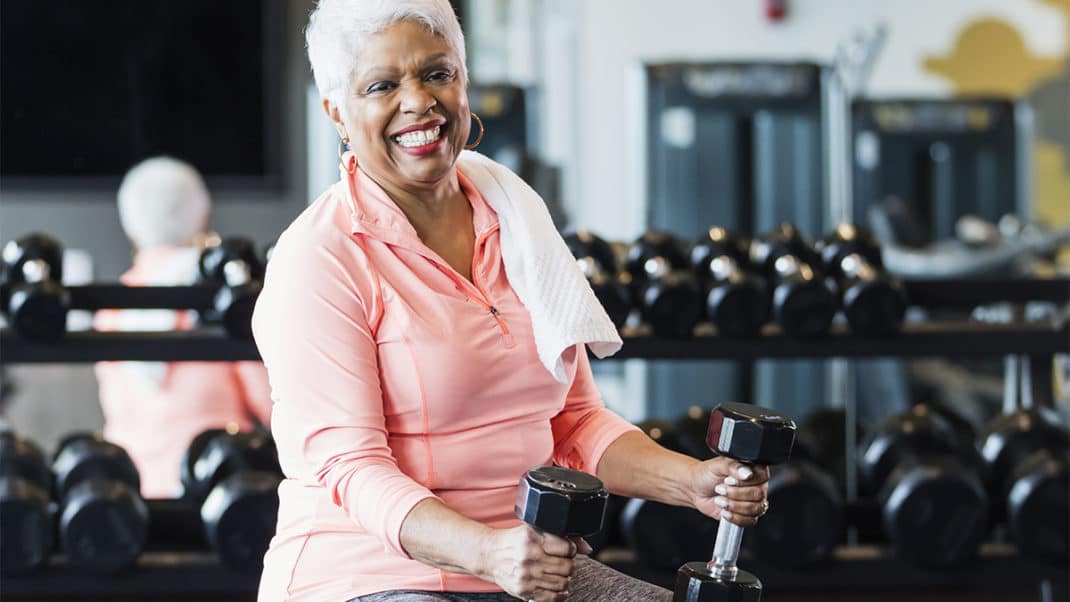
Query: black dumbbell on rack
750,224,838,338
816,224,907,337
979,408,1069,564
1,234,70,342
859,405,989,568
675,403,796,602
198,238,265,339
619,419,718,570
690,227,770,338
748,411,845,569
626,232,705,338
51,433,149,573
180,429,282,573
563,230,632,329
0,431,55,574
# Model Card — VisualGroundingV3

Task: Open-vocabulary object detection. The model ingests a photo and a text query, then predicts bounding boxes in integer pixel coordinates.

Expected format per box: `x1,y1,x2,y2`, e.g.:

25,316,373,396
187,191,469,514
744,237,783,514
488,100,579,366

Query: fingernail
721,510,733,520
737,467,753,480
724,476,738,486
715,496,729,508
715,484,728,495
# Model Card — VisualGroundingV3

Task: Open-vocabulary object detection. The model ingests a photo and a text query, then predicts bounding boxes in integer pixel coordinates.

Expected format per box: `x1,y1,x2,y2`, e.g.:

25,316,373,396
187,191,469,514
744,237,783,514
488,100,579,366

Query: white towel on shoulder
456,151,622,383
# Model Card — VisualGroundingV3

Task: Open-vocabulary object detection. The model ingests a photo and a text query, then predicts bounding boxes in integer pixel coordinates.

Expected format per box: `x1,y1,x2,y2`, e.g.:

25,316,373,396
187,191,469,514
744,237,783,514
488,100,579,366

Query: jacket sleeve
550,346,639,474
251,226,437,558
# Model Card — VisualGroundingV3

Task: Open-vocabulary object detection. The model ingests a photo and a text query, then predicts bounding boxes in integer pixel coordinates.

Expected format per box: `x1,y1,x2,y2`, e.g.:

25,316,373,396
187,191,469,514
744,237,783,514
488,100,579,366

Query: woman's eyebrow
358,54,452,80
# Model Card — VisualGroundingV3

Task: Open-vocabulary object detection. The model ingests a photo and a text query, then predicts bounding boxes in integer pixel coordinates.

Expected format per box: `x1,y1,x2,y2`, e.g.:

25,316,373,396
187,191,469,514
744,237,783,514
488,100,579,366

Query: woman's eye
366,82,395,94
428,70,452,81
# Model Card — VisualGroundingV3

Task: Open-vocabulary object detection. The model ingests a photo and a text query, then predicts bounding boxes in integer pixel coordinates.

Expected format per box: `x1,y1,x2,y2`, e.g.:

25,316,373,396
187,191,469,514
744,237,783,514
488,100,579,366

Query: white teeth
394,125,442,147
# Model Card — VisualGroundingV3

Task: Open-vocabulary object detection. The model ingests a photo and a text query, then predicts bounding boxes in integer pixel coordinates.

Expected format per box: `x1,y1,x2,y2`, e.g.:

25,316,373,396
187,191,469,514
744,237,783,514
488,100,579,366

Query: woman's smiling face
326,20,470,190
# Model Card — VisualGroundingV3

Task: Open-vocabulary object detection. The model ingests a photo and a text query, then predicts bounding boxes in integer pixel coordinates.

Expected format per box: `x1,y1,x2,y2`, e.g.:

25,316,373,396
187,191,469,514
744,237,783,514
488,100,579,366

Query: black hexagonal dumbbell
0,431,55,575
979,408,1069,565
815,224,907,337
52,433,149,573
1,233,70,342
691,227,770,338
180,429,282,573
515,466,608,551
563,230,632,329
859,405,989,568
198,238,265,339
675,403,796,602
749,224,838,338
626,231,705,338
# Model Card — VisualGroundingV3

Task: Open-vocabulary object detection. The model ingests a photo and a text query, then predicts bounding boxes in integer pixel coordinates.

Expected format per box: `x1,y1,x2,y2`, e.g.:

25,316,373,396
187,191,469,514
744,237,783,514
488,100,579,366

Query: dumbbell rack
2,277,1068,602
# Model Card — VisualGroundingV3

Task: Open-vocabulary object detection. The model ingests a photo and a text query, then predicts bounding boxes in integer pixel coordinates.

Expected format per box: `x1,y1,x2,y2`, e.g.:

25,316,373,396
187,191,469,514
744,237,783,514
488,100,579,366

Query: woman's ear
322,98,347,139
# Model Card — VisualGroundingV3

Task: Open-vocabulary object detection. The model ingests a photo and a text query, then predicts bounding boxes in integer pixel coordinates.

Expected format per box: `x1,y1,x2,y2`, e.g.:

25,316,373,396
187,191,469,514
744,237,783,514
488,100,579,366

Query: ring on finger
758,498,770,517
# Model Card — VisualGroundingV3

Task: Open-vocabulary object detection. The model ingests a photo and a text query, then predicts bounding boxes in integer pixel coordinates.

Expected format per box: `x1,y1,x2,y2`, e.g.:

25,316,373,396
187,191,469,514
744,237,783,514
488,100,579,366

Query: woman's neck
367,168,469,240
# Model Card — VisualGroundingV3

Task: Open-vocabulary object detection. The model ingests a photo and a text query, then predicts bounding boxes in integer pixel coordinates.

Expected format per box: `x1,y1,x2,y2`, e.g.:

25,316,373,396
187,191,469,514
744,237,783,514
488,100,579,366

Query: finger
530,589,570,602
534,572,570,593
713,482,765,502
540,533,574,558
570,536,593,556
540,555,575,577
717,503,764,526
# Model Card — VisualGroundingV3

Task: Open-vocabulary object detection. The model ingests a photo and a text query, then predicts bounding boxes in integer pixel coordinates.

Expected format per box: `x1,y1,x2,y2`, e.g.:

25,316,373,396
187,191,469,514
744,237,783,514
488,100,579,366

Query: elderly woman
251,1,770,601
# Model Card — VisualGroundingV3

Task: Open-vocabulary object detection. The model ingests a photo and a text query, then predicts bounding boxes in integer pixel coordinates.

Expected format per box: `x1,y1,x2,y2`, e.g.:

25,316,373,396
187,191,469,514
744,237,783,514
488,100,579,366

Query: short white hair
306,0,467,105
117,157,211,249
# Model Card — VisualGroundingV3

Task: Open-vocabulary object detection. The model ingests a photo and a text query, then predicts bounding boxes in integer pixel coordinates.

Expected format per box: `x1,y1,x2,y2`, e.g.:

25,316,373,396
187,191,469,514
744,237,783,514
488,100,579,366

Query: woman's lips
392,123,448,157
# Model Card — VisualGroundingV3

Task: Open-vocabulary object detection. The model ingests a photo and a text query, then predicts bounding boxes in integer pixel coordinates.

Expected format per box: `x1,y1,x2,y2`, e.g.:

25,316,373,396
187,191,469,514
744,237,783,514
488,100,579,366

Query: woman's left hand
687,457,770,526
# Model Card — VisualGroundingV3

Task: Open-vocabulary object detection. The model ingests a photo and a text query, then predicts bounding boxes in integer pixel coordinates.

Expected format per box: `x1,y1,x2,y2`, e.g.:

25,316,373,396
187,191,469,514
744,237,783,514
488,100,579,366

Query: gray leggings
350,556,672,601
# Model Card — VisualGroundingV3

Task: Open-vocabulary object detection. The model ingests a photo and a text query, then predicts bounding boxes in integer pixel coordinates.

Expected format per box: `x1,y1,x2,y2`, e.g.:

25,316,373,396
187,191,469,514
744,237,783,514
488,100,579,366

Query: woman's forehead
357,21,458,73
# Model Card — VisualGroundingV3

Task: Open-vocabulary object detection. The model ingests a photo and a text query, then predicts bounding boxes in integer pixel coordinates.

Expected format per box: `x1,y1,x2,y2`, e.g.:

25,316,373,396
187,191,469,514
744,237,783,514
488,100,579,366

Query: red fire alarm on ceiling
765,0,788,22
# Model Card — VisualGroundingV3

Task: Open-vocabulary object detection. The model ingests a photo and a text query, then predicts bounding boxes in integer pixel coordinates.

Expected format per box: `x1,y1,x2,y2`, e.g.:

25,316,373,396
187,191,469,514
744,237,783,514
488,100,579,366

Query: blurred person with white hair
94,156,272,499
252,2,770,601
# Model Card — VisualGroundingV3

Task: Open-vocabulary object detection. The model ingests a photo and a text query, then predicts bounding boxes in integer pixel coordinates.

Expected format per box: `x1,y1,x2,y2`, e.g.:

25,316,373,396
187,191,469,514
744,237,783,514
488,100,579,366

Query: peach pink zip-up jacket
250,162,638,601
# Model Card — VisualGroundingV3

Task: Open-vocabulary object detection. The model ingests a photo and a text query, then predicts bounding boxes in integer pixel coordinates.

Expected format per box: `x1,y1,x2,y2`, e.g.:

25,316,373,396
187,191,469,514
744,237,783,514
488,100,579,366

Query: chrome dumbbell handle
709,518,743,579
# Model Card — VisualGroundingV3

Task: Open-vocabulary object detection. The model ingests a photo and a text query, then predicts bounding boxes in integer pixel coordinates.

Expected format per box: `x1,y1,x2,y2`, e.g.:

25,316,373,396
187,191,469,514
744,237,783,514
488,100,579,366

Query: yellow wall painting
922,3,1069,231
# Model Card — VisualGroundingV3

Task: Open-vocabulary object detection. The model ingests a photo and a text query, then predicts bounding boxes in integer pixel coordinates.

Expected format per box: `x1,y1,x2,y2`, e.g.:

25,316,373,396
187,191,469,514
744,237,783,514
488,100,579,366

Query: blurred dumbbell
979,408,1069,565
859,406,988,568
620,419,718,569
691,227,770,338
563,230,632,329
198,238,265,339
816,225,906,337
750,224,838,338
181,429,282,573
52,434,149,573
515,466,608,551
0,431,55,574
626,232,704,338
749,411,845,568
675,403,796,602
1,234,70,342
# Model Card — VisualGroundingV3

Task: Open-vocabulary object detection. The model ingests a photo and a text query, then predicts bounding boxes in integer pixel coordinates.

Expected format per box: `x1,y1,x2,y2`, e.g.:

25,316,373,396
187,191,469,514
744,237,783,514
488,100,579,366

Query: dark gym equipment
563,230,632,329
515,466,608,542
749,414,844,568
619,418,718,568
181,429,282,573
979,408,1069,565
750,224,838,338
859,405,988,568
0,431,54,575
1,234,70,342
690,227,769,338
674,402,796,602
198,238,265,339
51,435,149,573
816,224,907,337
626,232,705,338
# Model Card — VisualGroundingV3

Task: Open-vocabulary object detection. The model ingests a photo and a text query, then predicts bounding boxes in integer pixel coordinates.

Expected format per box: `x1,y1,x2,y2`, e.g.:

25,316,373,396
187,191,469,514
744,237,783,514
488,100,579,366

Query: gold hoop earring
464,113,484,150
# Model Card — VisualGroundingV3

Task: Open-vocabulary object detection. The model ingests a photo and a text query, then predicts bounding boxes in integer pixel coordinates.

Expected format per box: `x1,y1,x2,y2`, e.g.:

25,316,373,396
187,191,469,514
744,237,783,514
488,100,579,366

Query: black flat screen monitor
1,0,285,190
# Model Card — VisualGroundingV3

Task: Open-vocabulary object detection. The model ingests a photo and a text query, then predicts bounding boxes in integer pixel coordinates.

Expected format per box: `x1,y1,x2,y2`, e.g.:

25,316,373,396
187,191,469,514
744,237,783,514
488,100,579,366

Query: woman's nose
399,82,436,114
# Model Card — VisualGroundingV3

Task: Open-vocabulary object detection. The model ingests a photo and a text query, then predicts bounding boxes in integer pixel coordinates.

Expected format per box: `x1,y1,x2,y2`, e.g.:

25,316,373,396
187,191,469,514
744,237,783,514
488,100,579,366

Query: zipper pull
489,306,501,317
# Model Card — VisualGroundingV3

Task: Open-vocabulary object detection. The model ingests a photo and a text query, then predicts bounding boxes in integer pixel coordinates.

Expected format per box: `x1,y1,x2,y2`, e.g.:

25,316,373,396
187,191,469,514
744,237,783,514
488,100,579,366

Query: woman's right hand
477,524,582,602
